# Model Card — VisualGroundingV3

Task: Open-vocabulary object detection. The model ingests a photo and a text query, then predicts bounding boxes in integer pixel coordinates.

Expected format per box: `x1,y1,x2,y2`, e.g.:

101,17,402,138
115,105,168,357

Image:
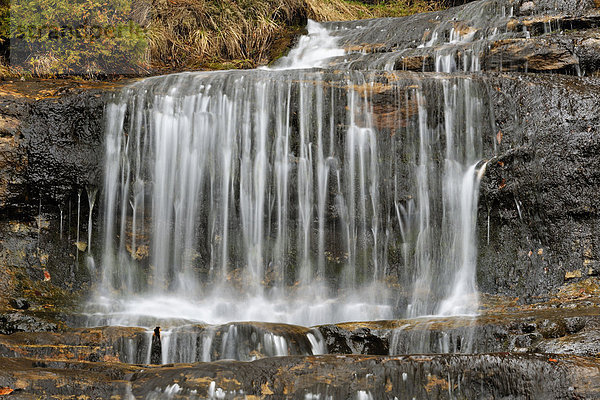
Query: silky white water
87,20,492,342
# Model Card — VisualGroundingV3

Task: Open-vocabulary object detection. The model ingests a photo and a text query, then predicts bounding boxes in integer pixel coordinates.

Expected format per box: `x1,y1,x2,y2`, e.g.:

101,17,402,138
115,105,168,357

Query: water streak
91,20,494,329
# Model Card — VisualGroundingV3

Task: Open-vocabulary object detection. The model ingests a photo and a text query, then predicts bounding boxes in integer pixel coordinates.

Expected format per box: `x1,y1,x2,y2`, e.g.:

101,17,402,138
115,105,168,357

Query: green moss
6,0,148,77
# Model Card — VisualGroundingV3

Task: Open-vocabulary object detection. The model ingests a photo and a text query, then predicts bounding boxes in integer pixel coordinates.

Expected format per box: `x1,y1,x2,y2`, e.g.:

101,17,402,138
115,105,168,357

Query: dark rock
478,74,600,300
0,313,57,335
0,83,115,304
22,91,105,208
485,38,579,73
522,322,537,333
0,353,591,399
564,316,586,334
514,334,533,347
348,328,388,355
535,318,600,356
317,325,355,354
317,325,388,355
539,319,567,338
514,332,543,348
0,84,109,216
150,327,162,365
8,298,29,310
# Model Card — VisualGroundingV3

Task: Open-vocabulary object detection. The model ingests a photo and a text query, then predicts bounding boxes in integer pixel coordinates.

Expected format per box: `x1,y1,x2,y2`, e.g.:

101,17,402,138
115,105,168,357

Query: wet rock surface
1,304,600,398
329,300,600,357
480,73,600,299
0,54,599,316
0,80,123,308
0,80,122,214
1,303,599,363
0,353,598,399
0,1,600,398
324,0,600,75
0,312,57,335
0,326,148,363
318,325,388,355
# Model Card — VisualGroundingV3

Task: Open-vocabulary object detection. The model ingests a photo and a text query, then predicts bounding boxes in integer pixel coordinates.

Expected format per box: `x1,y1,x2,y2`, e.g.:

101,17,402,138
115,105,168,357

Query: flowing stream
87,15,494,361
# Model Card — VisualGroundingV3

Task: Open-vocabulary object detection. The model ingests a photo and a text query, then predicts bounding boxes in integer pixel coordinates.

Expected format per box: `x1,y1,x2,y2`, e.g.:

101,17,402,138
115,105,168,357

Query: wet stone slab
0,353,599,399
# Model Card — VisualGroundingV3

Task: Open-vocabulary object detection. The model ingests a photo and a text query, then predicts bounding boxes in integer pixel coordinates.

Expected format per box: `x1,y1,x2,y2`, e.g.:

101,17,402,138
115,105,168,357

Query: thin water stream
86,12,494,363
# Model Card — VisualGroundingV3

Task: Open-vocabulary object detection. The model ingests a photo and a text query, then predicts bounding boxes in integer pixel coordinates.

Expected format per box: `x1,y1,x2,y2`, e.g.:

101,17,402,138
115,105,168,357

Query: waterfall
157,323,324,364
89,20,493,329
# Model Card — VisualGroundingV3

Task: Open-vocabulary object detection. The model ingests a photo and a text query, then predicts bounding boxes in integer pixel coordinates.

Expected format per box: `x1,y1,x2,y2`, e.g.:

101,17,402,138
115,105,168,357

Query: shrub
8,0,149,77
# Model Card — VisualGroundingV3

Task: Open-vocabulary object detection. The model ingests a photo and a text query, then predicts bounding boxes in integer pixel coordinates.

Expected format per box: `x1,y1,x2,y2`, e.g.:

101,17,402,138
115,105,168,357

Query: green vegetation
0,0,441,78
0,0,10,75
4,0,148,77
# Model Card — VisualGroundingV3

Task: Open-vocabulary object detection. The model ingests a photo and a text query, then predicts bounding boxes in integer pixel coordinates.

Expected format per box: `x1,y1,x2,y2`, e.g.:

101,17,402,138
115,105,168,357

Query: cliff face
0,0,599,307
480,74,600,300
0,81,115,315
1,78,600,308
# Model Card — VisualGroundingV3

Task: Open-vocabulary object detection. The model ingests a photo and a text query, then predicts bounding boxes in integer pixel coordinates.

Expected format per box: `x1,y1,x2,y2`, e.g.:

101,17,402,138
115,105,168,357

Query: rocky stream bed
2,0,600,398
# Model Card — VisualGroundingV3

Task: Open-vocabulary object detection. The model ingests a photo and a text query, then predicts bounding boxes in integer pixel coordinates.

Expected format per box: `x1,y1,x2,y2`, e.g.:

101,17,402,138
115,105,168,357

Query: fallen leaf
548,358,558,363
261,382,274,395
498,178,506,189
43,270,51,281
496,130,503,144
0,387,14,395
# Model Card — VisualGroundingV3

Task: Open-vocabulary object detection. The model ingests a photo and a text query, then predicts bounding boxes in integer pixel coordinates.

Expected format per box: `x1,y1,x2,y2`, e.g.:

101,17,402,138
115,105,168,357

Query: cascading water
322,0,526,73
87,16,494,361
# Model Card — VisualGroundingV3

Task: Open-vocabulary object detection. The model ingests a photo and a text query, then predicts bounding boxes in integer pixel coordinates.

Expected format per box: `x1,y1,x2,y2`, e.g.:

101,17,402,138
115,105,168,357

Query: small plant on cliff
8,0,149,77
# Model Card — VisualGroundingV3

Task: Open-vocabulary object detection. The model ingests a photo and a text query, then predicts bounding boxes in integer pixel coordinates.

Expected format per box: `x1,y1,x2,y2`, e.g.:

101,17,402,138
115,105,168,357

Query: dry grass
147,0,308,70
0,60,23,80
146,0,442,71
0,0,442,76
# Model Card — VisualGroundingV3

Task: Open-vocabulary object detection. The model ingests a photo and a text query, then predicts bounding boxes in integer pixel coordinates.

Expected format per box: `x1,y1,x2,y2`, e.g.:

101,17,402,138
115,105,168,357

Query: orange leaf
496,130,503,145
0,387,14,395
548,358,558,363
498,178,506,190
43,270,51,281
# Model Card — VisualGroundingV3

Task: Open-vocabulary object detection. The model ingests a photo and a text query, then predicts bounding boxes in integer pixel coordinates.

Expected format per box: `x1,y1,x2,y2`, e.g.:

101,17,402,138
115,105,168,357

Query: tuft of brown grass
147,0,310,70
0,0,443,77
0,59,24,80
146,0,442,71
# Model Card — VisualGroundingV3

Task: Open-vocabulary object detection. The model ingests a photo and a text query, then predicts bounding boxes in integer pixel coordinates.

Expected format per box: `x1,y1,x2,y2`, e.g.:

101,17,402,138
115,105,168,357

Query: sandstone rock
566,270,583,280
486,39,579,72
